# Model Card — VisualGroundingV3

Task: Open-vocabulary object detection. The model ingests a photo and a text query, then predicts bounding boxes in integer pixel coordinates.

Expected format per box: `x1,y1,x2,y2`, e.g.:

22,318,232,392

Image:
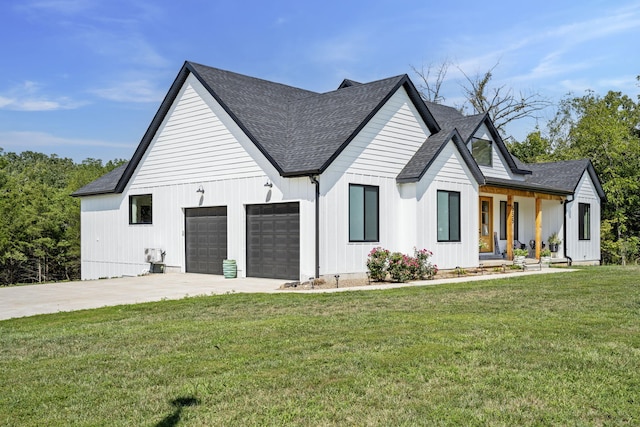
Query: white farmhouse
73,62,605,281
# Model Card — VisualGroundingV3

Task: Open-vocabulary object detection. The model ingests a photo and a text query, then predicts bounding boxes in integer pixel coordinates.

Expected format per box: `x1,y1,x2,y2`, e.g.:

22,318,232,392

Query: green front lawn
1,266,639,426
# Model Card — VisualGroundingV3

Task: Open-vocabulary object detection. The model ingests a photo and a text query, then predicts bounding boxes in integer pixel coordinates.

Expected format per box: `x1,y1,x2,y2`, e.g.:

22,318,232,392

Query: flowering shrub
366,247,437,283
414,248,438,279
366,247,389,281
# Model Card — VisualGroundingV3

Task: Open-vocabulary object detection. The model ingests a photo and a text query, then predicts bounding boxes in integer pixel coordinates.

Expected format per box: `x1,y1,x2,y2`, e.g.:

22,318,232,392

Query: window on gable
579,203,590,240
472,138,492,167
130,194,152,225
437,190,460,242
499,201,519,240
349,184,379,242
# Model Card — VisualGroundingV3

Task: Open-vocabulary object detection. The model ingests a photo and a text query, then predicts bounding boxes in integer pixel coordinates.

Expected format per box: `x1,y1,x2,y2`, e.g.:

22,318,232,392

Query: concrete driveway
0,268,574,321
0,273,285,321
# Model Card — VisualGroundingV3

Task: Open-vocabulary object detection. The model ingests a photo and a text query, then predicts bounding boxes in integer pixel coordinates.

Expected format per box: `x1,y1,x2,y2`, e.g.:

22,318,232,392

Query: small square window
472,138,492,167
130,194,152,224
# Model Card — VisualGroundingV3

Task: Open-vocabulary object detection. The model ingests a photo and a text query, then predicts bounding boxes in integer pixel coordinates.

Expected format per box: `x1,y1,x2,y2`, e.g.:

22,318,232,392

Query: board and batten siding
416,140,479,269
566,172,601,263
131,74,264,189
471,124,523,181
319,87,431,276
80,73,316,281
329,87,431,178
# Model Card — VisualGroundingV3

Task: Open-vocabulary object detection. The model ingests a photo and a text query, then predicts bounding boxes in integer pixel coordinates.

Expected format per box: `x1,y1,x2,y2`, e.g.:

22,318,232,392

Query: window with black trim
129,194,152,224
472,138,492,166
500,201,519,240
513,202,519,240
500,201,507,239
349,184,378,242
437,190,460,242
579,203,590,240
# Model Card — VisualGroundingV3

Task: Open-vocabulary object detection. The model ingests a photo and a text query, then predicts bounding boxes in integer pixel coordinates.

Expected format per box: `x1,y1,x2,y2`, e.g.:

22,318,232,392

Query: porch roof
483,177,573,198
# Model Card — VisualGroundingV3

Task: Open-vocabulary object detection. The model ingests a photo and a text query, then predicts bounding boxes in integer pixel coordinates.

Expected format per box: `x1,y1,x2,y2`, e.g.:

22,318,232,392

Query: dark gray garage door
185,206,227,275
246,202,299,280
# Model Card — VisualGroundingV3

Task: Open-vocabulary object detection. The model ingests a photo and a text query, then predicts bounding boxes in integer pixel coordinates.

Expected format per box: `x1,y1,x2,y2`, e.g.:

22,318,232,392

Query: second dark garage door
246,202,300,280
185,206,227,275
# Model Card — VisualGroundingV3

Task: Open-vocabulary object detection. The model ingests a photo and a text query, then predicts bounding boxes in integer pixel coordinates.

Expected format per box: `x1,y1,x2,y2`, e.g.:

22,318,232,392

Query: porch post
535,197,542,259
506,194,513,260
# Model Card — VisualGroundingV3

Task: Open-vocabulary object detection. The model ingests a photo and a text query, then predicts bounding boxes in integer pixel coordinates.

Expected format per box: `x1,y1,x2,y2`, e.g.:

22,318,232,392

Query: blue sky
1,0,639,163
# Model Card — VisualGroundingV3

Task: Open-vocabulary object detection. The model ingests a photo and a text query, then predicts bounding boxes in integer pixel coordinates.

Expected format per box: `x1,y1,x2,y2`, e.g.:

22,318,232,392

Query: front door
479,197,493,253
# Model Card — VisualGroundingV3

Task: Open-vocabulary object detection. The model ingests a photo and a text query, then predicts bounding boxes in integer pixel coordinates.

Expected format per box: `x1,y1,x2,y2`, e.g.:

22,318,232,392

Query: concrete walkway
0,268,575,321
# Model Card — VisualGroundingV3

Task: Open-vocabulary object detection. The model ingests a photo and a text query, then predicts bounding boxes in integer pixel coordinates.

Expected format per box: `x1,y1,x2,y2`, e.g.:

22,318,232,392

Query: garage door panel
185,207,227,275
246,202,299,280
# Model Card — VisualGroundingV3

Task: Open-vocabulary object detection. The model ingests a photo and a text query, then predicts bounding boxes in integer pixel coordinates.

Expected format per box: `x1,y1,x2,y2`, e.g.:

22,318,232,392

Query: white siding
318,87,431,275
132,75,264,188
416,141,479,269
81,74,316,281
329,87,431,178
471,124,524,181
566,172,601,263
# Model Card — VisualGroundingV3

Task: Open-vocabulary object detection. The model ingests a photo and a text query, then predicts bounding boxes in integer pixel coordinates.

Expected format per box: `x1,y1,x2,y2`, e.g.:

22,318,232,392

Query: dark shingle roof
191,63,439,175
525,159,604,198
75,61,442,196
495,157,605,199
73,62,601,200
397,128,484,183
72,163,129,196
423,101,464,124
283,75,410,173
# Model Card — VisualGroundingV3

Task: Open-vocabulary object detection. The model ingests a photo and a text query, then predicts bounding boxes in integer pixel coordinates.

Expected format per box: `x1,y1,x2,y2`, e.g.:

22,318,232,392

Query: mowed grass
1,267,639,426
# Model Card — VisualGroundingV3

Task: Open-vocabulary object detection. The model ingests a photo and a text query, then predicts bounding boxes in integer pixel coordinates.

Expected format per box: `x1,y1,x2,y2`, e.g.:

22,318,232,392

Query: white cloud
0,81,85,111
446,3,640,85
0,131,132,149
90,79,165,103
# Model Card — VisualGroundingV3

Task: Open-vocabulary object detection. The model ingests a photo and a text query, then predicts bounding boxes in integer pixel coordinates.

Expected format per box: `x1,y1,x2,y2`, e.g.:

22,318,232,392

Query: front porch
478,184,569,261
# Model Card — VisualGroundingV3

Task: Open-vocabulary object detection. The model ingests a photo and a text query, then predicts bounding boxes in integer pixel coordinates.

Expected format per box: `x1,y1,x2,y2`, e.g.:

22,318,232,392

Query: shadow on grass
154,396,200,427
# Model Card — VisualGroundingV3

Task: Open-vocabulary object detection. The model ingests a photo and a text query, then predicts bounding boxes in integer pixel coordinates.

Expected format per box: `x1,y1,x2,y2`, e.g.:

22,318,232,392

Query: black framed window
349,184,379,242
500,201,507,240
129,194,152,224
513,202,519,240
472,138,492,166
579,203,591,240
437,190,460,242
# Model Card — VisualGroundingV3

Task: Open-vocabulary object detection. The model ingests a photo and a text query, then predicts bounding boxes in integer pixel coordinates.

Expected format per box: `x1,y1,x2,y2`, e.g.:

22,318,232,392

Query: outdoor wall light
196,185,205,194
264,179,273,188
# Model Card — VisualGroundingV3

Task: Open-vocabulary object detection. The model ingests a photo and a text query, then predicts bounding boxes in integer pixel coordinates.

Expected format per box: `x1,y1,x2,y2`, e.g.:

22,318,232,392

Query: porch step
479,257,570,268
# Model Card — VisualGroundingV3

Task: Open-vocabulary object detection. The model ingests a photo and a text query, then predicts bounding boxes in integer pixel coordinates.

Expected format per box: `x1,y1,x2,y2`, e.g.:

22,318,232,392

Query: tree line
0,150,123,285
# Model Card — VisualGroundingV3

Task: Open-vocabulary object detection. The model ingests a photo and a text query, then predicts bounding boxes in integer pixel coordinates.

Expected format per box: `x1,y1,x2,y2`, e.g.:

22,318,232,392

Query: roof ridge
188,61,318,99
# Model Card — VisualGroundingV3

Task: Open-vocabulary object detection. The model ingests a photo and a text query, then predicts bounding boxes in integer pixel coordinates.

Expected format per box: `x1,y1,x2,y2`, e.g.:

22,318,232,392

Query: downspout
309,175,320,278
563,195,573,266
